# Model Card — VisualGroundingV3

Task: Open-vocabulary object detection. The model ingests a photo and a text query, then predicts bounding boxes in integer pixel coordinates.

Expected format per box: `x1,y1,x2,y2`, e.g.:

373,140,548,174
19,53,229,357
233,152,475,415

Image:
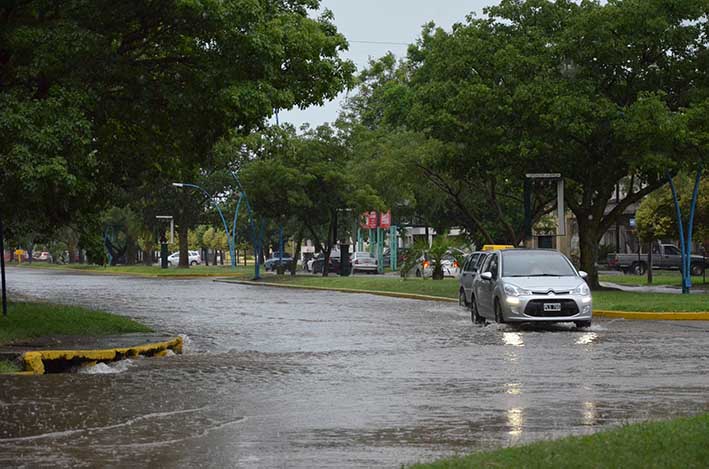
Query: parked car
312,255,342,274
471,249,592,328
608,242,706,276
32,251,50,262
264,255,295,272
167,250,201,266
351,251,378,273
408,251,462,278
459,251,490,310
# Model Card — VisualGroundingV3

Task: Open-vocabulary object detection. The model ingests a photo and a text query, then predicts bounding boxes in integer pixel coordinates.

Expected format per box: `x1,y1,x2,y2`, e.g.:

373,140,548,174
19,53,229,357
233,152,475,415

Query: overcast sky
275,0,498,129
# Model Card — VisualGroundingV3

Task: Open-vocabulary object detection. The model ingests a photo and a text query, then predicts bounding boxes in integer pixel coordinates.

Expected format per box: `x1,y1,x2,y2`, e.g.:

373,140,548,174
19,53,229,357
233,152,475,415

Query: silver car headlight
573,283,592,303
503,283,532,297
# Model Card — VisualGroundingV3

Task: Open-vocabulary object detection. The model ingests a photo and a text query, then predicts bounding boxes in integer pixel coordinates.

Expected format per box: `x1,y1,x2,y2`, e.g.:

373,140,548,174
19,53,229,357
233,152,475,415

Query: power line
349,40,409,46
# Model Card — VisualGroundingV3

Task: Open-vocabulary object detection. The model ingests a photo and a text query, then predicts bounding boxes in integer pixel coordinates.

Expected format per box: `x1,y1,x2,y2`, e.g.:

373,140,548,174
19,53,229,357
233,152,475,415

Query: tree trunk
577,218,602,289
291,233,302,276
178,224,189,268
213,248,218,265
125,239,137,265
143,249,152,266
647,243,653,285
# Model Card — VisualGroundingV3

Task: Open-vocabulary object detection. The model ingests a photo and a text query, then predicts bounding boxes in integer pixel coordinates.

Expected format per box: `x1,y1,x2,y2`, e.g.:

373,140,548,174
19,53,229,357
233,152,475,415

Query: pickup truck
607,243,706,276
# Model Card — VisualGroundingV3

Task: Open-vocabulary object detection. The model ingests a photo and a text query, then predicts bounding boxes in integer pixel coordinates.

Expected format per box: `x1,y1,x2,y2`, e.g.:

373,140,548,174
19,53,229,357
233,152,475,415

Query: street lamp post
0,212,7,317
172,183,236,269
229,172,262,280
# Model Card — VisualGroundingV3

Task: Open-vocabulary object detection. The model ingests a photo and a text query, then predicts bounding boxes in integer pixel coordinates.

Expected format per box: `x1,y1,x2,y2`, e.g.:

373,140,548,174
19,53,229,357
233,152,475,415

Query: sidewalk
600,281,708,295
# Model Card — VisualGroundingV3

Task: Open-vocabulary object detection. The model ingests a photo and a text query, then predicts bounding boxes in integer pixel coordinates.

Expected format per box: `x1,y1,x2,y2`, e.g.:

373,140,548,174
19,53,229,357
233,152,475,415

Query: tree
236,123,381,276
347,0,709,287
1,1,355,259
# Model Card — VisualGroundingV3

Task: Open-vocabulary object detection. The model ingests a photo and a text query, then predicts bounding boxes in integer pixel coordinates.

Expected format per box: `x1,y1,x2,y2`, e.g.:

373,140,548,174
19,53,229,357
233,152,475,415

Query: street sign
379,210,391,229
367,211,378,229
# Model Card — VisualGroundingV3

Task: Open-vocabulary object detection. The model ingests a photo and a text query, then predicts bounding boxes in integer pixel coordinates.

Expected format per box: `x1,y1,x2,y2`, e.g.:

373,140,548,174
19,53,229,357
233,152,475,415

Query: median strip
217,279,458,303
222,279,709,320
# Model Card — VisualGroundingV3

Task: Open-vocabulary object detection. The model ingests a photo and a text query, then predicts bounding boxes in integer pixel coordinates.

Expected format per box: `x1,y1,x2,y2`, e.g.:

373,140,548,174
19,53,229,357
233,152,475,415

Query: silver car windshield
502,252,576,277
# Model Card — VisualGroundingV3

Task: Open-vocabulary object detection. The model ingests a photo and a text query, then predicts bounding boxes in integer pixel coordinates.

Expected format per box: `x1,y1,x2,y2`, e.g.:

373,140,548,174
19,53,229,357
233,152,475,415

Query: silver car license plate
544,303,562,312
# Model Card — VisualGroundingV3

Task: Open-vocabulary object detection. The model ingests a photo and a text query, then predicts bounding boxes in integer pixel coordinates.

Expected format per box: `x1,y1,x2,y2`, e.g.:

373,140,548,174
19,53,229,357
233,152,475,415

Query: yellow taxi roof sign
481,244,514,251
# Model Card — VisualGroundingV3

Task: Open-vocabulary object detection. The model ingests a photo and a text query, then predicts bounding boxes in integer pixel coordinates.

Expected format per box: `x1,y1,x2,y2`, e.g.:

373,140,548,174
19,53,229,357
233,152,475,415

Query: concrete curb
594,310,709,320
221,280,709,320
11,265,246,279
216,279,459,303
20,336,183,375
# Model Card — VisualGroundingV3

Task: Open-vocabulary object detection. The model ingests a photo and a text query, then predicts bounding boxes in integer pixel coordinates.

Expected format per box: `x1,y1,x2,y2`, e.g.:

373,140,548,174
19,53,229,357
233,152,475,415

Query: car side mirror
480,272,493,281
578,271,588,279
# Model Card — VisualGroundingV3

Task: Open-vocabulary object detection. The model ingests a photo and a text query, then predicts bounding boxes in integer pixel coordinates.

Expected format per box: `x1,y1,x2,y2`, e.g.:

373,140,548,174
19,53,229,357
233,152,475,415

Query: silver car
471,249,592,327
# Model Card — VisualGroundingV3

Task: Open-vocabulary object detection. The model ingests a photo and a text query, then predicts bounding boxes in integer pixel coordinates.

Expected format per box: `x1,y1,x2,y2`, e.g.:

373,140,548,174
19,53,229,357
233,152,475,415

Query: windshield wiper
520,274,563,277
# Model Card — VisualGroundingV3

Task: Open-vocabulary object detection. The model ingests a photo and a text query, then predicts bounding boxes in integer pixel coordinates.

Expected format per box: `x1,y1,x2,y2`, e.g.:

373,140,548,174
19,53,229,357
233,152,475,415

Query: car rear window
502,251,576,277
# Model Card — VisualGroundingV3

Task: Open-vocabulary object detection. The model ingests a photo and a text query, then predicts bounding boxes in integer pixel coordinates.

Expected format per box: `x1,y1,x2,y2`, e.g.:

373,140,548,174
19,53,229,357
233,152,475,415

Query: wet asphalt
1,268,709,468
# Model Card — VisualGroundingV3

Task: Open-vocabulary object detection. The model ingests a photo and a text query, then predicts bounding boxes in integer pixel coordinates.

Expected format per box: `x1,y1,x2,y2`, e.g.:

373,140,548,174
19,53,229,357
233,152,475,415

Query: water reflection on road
2,268,709,468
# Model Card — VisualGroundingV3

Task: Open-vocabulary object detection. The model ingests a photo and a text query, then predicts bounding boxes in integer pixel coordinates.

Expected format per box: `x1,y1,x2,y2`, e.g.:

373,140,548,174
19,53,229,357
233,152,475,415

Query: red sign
367,211,378,229
379,210,391,229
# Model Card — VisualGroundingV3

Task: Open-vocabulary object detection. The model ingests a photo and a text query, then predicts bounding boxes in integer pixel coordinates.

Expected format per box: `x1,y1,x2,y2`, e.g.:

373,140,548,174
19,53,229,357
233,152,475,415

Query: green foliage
0,302,152,346
637,173,708,243
412,413,709,469
1,0,354,242
346,0,709,287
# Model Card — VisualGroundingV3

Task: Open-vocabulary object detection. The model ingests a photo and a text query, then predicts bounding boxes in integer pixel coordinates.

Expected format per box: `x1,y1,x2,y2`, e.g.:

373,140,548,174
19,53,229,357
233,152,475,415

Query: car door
475,254,497,316
460,254,478,302
661,245,682,269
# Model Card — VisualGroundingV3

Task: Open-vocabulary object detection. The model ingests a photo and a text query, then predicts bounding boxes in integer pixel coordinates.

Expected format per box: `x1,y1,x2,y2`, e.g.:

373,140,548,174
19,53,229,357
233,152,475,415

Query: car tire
459,288,468,307
575,321,591,328
494,299,505,324
631,262,647,275
190,261,198,266
167,261,172,266
415,269,422,278
690,263,704,276
471,297,484,324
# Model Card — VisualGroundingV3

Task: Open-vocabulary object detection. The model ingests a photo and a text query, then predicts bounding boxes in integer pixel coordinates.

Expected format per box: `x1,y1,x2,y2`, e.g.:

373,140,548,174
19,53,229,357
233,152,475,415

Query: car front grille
524,299,579,317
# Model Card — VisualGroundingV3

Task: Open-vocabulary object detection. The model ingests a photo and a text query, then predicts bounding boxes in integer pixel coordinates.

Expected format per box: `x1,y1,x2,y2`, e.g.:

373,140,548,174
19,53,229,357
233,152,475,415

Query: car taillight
423,261,430,268
453,261,459,268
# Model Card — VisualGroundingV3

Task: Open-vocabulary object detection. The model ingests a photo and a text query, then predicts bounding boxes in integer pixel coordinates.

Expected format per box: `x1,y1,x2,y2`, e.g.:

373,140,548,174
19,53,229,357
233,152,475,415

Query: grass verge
0,359,20,373
600,273,706,288
14,262,251,277
0,302,152,346
260,275,709,312
410,413,709,469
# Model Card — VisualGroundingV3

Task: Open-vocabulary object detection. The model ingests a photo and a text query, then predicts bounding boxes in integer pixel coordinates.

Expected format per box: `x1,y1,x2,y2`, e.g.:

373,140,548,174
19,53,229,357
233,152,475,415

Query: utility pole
0,211,7,317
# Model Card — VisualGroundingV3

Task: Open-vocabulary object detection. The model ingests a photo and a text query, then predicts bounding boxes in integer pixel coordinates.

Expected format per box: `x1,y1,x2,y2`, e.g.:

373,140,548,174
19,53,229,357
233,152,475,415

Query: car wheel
190,261,198,266
471,297,484,324
458,288,467,307
631,262,647,275
415,269,422,278
494,299,505,324
575,321,591,329
167,261,172,266
690,263,704,276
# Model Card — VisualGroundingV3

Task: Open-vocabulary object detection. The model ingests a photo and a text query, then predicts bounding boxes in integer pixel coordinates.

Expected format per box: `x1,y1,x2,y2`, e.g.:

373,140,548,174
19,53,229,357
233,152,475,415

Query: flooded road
2,268,709,468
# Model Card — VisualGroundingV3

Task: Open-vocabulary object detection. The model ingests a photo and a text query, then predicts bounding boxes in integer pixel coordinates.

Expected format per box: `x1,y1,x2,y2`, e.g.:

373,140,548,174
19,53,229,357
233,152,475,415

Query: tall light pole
229,172,262,280
0,211,7,317
172,183,236,269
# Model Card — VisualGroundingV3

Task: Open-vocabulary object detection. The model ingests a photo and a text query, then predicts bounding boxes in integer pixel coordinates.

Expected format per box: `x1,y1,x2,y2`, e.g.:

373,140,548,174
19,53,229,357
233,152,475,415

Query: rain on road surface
2,268,709,468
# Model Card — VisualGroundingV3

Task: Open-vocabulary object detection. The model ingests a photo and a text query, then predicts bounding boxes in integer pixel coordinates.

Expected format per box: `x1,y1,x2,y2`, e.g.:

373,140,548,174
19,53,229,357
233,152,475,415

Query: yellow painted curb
594,310,709,320
222,279,458,303
21,336,183,375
